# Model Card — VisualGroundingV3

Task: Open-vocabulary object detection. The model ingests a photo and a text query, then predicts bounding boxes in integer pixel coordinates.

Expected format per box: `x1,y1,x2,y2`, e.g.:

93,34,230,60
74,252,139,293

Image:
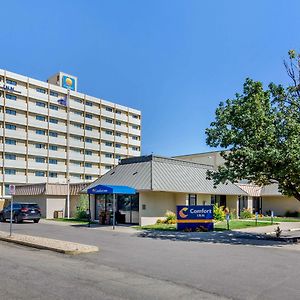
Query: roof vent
110,171,115,175
133,171,138,175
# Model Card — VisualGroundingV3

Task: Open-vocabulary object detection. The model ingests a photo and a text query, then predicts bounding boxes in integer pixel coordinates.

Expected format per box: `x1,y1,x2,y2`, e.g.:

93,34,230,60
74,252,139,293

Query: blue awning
87,185,136,195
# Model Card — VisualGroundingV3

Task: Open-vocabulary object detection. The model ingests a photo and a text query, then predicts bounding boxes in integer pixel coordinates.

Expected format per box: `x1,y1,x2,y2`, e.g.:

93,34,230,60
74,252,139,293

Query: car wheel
0,214,5,222
34,219,40,223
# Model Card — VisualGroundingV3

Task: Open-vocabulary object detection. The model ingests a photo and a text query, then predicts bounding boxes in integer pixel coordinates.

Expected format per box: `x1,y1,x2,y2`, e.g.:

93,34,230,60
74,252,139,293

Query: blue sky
2,0,299,156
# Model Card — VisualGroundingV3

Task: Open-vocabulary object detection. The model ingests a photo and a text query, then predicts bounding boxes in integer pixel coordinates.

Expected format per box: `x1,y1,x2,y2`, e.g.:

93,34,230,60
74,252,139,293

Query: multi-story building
0,69,141,198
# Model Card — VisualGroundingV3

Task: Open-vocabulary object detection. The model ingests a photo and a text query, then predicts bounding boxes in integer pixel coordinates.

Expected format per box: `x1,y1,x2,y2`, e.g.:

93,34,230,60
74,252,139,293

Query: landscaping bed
134,220,276,232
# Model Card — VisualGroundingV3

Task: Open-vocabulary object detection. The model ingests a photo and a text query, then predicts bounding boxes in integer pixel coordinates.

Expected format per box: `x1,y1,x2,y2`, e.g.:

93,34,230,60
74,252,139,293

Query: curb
0,236,99,255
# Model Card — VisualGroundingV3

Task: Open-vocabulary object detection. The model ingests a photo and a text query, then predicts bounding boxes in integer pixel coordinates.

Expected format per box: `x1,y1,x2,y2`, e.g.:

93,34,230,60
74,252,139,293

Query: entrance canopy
87,184,136,195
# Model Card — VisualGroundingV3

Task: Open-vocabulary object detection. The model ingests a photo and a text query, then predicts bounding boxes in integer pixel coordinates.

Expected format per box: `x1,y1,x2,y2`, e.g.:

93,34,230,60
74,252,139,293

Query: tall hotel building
0,69,141,198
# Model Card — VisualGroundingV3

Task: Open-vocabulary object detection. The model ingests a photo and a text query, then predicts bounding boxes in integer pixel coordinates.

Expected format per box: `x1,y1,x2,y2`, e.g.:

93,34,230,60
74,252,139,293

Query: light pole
66,89,70,219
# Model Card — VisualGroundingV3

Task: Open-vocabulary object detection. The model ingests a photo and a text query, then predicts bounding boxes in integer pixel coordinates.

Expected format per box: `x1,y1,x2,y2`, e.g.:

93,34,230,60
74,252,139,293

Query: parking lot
1,220,300,300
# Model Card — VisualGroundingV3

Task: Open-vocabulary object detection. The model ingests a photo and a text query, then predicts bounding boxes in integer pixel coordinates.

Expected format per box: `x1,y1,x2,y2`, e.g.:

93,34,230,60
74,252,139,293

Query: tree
206,50,300,201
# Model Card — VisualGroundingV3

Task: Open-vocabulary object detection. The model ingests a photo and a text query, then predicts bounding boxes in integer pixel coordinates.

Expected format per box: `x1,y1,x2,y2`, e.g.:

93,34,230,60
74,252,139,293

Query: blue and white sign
62,75,76,91
177,205,214,231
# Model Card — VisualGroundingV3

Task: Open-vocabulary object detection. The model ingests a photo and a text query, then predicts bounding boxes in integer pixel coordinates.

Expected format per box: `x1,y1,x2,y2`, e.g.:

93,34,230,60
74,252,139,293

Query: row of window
3,169,94,179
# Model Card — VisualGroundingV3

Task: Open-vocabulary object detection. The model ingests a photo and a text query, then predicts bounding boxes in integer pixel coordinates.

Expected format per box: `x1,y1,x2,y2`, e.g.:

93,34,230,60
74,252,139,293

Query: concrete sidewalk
234,222,300,235
0,230,99,254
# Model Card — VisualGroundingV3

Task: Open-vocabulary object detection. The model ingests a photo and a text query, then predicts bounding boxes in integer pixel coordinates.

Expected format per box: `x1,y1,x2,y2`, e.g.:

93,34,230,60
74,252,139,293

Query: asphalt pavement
1,221,300,300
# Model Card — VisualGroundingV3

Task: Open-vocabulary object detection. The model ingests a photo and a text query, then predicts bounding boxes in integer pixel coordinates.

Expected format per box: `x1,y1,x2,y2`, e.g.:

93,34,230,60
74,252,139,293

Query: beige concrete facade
262,196,300,216
12,194,81,219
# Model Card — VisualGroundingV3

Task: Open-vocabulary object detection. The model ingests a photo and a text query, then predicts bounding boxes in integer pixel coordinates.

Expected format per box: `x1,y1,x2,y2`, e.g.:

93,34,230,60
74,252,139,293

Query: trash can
54,210,64,219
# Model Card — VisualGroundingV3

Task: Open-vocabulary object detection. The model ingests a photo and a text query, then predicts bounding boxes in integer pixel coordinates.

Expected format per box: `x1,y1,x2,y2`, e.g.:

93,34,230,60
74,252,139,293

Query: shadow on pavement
136,230,297,247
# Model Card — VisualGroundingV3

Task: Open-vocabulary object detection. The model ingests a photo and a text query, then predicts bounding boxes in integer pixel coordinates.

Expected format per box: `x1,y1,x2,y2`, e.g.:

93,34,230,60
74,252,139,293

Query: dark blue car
0,203,41,223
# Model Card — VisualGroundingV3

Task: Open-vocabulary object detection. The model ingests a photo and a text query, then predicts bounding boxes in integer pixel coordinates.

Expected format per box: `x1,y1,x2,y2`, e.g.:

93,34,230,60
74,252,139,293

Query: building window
72,135,81,141
86,113,92,119
50,91,59,97
5,169,16,175
36,88,46,94
49,145,58,151
105,107,113,112
105,142,113,147
73,98,82,103
115,155,121,160
35,157,45,163
85,150,92,155
49,159,58,164
85,125,92,131
132,136,139,140
36,101,46,107
35,144,45,149
105,153,112,158
49,172,58,178
116,132,122,137
6,79,17,86
5,139,16,145
115,143,121,148
105,118,113,124
49,131,58,137
188,194,197,206
49,118,58,124
132,125,139,130
71,122,82,128
49,104,58,111
5,108,16,115
132,146,139,151
105,130,113,135
85,175,92,180
36,115,46,121
85,138,92,143
115,120,121,126
35,171,45,177
5,124,16,130
211,195,226,207
72,148,81,153
6,94,17,100
85,162,92,168
115,109,122,115
36,129,46,135
86,101,93,107
73,110,83,116
132,114,139,119
5,154,16,160
105,165,112,170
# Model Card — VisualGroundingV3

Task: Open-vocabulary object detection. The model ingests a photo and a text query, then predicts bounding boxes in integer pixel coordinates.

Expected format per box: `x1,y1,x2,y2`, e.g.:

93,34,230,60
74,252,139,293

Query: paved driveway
1,220,300,300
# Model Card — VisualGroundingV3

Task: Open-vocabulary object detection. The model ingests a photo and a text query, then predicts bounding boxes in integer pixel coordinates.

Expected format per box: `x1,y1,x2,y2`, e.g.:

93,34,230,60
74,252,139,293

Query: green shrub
164,210,177,224
230,209,238,220
285,211,300,218
76,210,88,220
240,208,254,219
213,204,225,221
156,218,163,224
75,194,89,219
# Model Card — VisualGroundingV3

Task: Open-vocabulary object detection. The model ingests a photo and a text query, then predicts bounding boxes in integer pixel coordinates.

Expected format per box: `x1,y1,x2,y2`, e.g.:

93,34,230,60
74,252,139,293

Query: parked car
0,203,41,223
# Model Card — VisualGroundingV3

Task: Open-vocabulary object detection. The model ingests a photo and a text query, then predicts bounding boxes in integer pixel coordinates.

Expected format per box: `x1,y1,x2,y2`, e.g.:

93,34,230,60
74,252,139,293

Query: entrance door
117,194,139,224
253,197,262,214
238,196,248,215
95,194,113,224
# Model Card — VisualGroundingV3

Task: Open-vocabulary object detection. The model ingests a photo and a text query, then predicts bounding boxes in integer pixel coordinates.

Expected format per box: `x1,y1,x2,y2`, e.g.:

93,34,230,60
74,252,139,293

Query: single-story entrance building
85,155,300,225
84,155,249,226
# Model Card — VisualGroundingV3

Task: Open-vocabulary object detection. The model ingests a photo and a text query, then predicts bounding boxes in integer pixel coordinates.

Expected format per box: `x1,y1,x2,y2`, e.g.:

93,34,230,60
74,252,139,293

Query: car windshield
21,204,39,209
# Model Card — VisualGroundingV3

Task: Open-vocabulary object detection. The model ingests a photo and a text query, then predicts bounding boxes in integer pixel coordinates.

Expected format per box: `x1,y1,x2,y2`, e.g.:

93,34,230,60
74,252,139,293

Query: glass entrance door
95,194,113,225
95,193,139,224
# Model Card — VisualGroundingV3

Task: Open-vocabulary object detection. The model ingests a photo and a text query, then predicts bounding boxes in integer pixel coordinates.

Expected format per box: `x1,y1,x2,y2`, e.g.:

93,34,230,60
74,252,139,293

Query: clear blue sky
2,0,299,156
